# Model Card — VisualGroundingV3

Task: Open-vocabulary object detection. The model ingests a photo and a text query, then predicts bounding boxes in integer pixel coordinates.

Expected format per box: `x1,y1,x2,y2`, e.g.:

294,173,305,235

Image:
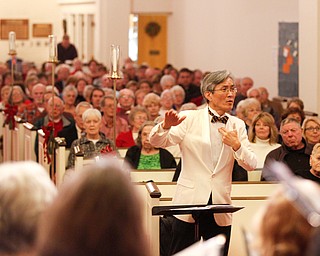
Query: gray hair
75,101,93,115
200,70,234,96
62,85,78,98
0,161,56,254
170,85,185,99
82,108,102,122
280,117,301,131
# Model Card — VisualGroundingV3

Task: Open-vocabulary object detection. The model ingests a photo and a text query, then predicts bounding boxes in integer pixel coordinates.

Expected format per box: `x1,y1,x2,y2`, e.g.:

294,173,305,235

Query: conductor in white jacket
149,70,257,256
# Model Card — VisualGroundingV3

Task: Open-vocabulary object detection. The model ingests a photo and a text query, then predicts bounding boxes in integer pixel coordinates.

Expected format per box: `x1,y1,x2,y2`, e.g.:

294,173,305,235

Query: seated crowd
1,58,320,183
1,58,320,256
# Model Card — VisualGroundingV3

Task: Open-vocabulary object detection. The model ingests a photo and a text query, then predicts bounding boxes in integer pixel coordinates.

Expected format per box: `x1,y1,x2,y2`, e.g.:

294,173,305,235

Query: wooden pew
23,122,37,162
12,118,25,161
2,123,12,162
55,137,70,188
37,129,51,175
136,181,280,256
130,169,175,182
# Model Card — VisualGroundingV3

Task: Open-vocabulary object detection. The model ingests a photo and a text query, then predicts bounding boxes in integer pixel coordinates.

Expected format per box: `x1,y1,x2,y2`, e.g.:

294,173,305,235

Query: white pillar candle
111,45,119,73
9,31,16,52
48,35,57,60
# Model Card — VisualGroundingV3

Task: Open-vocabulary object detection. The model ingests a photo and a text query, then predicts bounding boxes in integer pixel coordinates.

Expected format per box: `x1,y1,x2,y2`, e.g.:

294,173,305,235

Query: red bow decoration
100,144,116,156
42,121,54,164
3,104,18,130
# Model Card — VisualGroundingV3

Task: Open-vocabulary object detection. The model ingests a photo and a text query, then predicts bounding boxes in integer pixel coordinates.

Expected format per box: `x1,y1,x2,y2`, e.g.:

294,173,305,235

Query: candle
9,31,16,52
111,45,119,73
48,35,57,60
113,48,117,72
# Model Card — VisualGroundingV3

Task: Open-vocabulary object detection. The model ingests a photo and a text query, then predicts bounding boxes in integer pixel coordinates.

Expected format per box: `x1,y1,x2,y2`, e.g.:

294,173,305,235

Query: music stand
152,204,243,241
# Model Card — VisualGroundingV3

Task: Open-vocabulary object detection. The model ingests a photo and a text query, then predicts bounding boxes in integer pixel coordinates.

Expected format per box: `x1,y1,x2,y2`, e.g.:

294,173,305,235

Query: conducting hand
218,124,241,151
162,109,186,129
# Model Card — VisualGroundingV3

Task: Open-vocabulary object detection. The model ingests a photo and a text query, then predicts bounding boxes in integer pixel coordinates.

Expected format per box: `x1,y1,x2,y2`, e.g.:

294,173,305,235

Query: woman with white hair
67,108,114,169
0,161,56,255
170,85,186,112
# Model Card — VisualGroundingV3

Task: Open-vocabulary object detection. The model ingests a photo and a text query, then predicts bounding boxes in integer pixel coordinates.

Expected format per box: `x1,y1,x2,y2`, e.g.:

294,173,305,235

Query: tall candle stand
108,45,122,150
47,35,59,180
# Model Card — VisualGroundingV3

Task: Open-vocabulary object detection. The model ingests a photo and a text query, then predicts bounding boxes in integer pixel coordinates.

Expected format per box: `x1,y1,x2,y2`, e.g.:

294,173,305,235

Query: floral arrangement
3,103,18,129
42,121,54,164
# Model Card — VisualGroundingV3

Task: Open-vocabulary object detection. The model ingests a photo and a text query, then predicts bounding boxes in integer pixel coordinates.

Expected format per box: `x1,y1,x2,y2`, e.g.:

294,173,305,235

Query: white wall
168,0,299,99
0,0,62,67
0,0,300,102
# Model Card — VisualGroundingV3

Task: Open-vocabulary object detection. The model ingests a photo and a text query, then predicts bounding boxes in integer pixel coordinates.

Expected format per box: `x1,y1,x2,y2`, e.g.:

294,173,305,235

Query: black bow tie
208,108,228,124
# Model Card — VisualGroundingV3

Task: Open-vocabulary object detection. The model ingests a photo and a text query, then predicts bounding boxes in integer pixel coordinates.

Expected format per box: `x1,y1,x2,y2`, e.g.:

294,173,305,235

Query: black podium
152,204,243,241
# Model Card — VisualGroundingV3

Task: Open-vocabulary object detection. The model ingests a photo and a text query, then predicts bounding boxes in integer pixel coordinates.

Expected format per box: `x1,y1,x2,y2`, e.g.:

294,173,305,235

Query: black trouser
168,195,231,256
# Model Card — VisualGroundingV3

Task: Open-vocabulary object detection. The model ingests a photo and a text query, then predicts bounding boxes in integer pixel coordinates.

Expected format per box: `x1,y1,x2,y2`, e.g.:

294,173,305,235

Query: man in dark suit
57,101,93,148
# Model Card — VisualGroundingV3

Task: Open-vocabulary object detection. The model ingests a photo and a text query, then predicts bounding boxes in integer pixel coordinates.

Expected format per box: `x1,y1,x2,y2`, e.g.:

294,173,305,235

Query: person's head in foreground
36,158,149,256
251,178,320,256
0,161,57,256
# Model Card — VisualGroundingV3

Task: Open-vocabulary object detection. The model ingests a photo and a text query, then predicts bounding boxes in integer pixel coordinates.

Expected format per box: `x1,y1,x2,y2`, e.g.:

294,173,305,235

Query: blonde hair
248,112,278,144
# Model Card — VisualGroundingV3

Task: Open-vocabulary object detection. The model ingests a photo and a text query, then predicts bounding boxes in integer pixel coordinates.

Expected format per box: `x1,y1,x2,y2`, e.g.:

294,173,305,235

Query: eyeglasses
210,87,237,94
305,127,320,132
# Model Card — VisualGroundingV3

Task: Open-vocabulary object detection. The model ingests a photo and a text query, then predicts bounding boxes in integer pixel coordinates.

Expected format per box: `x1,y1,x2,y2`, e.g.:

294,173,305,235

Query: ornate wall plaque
0,19,29,39
33,24,52,37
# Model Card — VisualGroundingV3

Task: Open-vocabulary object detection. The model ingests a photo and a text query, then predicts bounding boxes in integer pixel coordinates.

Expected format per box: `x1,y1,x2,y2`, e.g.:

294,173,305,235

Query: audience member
125,121,177,169
74,78,87,104
134,88,147,107
0,161,56,255
117,88,135,122
55,64,70,93
126,80,138,93
100,95,129,141
67,109,113,169
192,69,203,87
177,68,202,106
62,85,77,117
248,112,281,169
87,59,101,81
247,87,260,101
251,179,319,256
36,158,149,256
171,85,186,112
160,74,175,91
0,85,10,109
159,89,174,117
287,97,304,110
258,87,283,127
123,62,138,82
233,76,254,109
138,79,153,94
34,96,74,137
89,87,105,110
281,107,305,125
295,143,320,183
262,118,312,180
58,101,93,148
83,84,94,103
238,98,261,130
142,92,161,121
57,34,78,64
116,106,149,148
302,117,320,145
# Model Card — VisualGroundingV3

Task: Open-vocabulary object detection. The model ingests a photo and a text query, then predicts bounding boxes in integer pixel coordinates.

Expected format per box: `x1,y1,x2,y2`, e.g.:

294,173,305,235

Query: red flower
100,144,116,156
42,122,54,164
3,104,18,130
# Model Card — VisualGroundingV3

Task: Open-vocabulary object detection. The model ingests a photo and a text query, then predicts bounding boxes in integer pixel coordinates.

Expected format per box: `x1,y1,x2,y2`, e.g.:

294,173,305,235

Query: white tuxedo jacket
149,107,257,226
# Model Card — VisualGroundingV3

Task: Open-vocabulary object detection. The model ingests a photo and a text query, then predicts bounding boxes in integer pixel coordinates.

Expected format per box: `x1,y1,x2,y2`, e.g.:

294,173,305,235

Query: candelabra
109,45,122,149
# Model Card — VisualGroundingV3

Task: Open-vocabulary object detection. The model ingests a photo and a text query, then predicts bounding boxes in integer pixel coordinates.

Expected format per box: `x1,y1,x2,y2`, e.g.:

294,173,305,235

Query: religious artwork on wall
278,22,299,97
0,19,29,40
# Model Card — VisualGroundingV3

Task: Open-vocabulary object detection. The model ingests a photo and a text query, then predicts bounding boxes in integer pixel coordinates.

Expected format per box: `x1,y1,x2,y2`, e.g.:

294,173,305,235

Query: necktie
208,108,228,124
